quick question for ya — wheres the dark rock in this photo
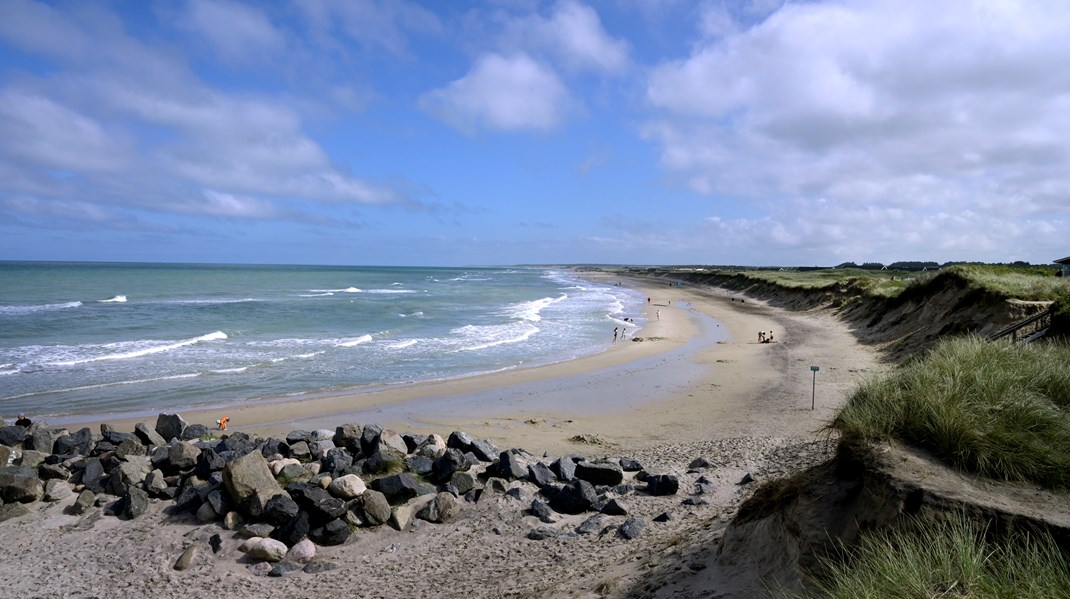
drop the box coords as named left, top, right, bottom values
left=359, top=424, right=383, bottom=456
left=180, top=423, right=209, bottom=441
left=689, top=457, right=713, bottom=469
left=529, top=499, right=556, bottom=523
left=358, top=489, right=391, bottom=526
left=403, top=433, right=426, bottom=454
left=155, top=413, right=188, bottom=443
left=70, top=490, right=96, bottom=515
left=288, top=484, right=346, bottom=524
left=323, top=448, right=353, bottom=475
left=405, top=455, right=434, bottom=476
left=431, top=448, right=469, bottom=483
left=0, top=426, right=27, bottom=448
left=0, top=466, right=42, bottom=503
left=303, top=560, right=339, bottom=574
left=134, top=422, right=166, bottom=447
left=274, top=511, right=311, bottom=547
left=27, top=427, right=63, bottom=453
left=194, top=447, right=226, bottom=478
left=149, top=446, right=171, bottom=471
left=333, top=423, right=363, bottom=451
left=619, top=457, right=643, bottom=472
left=307, top=439, right=336, bottom=460
left=268, top=560, right=303, bottom=577
left=505, top=487, right=527, bottom=502
left=38, top=463, right=70, bottom=481
left=309, top=518, right=350, bottom=546
left=369, top=473, right=421, bottom=505
left=449, top=471, right=476, bottom=496
left=168, top=441, right=201, bottom=471
left=576, top=514, right=605, bottom=535
left=613, top=484, right=635, bottom=495
left=0, top=503, right=31, bottom=523
left=416, top=492, right=458, bottom=523
left=217, top=432, right=256, bottom=456
left=239, top=522, right=275, bottom=539
left=600, top=498, right=629, bottom=516
left=549, top=479, right=597, bottom=515
left=123, top=486, right=150, bottom=519
left=361, top=447, right=405, bottom=475
left=574, top=461, right=624, bottom=486
left=55, top=428, right=94, bottom=456
left=497, top=450, right=527, bottom=481
left=264, top=493, right=300, bottom=525
left=682, top=497, right=710, bottom=506
left=528, top=462, right=556, bottom=487
left=698, top=483, right=715, bottom=495
left=277, top=463, right=312, bottom=484
left=469, top=438, right=500, bottom=462
left=91, top=441, right=117, bottom=457
left=738, top=472, right=754, bottom=485
left=288, top=441, right=311, bottom=463
left=446, top=430, right=473, bottom=452
left=551, top=456, right=577, bottom=481
left=375, top=430, right=408, bottom=455
left=645, top=474, right=680, bottom=496
left=206, top=489, right=230, bottom=515
left=114, top=437, right=145, bottom=460
left=527, top=527, right=557, bottom=540
left=260, top=437, right=290, bottom=459
left=653, top=512, right=673, bottom=523
left=618, top=516, right=646, bottom=540
left=210, top=534, right=222, bottom=553
left=286, top=430, right=311, bottom=445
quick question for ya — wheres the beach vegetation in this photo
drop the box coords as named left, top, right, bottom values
left=799, top=515, right=1070, bottom=599
left=831, top=336, right=1070, bottom=490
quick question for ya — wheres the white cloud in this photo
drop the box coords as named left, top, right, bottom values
left=420, top=53, right=570, bottom=133
left=512, top=1, right=629, bottom=73
left=642, top=0, right=1070, bottom=260
left=178, top=0, right=286, bottom=64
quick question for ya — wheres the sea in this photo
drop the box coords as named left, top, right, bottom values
left=0, top=262, right=646, bottom=422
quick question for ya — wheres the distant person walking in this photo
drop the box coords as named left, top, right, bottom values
left=657, top=310, right=660, bottom=320
left=613, top=327, right=618, bottom=343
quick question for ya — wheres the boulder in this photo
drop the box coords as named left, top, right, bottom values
left=528, top=462, right=556, bottom=487
left=0, top=503, right=30, bottom=523
left=303, top=560, right=339, bottom=574
left=323, top=448, right=353, bottom=475
left=0, top=426, right=27, bottom=448
left=144, top=469, right=168, bottom=496
left=333, top=423, right=363, bottom=450
left=168, top=441, right=201, bottom=471
left=358, top=490, right=391, bottom=526
left=359, top=424, right=383, bottom=455
left=224, top=511, right=244, bottom=530
left=645, top=474, right=680, bottom=496
left=122, top=486, right=150, bottom=519
left=527, top=527, right=557, bottom=540
left=450, top=471, right=476, bottom=496
left=268, top=561, right=302, bottom=577
left=376, top=430, right=408, bottom=455
left=173, top=546, right=196, bottom=571
left=223, top=450, right=285, bottom=518
left=416, top=434, right=446, bottom=459
left=263, top=493, right=300, bottom=524
left=180, top=423, right=209, bottom=441
left=155, top=413, right=188, bottom=443
left=70, top=490, right=96, bottom=515
left=362, top=447, right=405, bottom=475
left=551, top=456, right=577, bottom=481
left=389, top=504, right=414, bottom=531
left=405, top=455, right=433, bottom=476
left=269, top=458, right=300, bottom=476
left=327, top=474, right=366, bottom=500
left=600, top=498, right=629, bottom=516
left=576, top=514, right=605, bottom=535
left=286, top=539, right=316, bottom=564
left=497, top=450, right=528, bottom=481
left=247, top=538, right=288, bottom=563
left=289, top=441, right=311, bottom=463
left=277, top=463, right=313, bottom=484
left=529, top=499, right=556, bottom=524
left=309, top=518, right=350, bottom=546
left=574, top=461, right=624, bottom=486
left=43, top=479, right=73, bottom=502
left=417, top=492, right=458, bottom=524
left=618, top=516, right=645, bottom=540
left=81, top=457, right=107, bottom=493
left=260, top=437, right=290, bottom=459
left=307, top=439, right=336, bottom=460
left=38, top=463, right=70, bottom=481
left=286, top=430, right=311, bottom=445
left=55, top=428, right=94, bottom=456
left=370, top=473, right=421, bottom=505
left=27, top=427, right=63, bottom=453
left=288, top=484, right=347, bottom=524
left=114, top=437, right=145, bottom=460
left=469, top=439, right=500, bottom=462
left=620, top=457, right=644, bottom=472
left=134, top=422, right=166, bottom=447
left=0, top=466, right=42, bottom=503
left=196, top=501, right=218, bottom=523
left=17, top=450, right=47, bottom=469
left=549, top=479, right=597, bottom=515
left=310, top=429, right=335, bottom=442
left=0, top=445, right=11, bottom=467
left=431, top=448, right=469, bottom=483
left=274, top=511, right=311, bottom=547
left=240, top=523, right=275, bottom=539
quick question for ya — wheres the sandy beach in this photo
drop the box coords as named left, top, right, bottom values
left=0, top=273, right=885, bottom=598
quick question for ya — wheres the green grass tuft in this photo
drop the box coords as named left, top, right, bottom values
left=831, top=336, right=1070, bottom=489
left=799, top=516, right=1070, bottom=599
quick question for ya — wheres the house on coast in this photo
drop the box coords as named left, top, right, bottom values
left=1056, top=256, right=1070, bottom=277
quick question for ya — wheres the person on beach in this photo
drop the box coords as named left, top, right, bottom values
left=613, top=327, right=618, bottom=342
left=657, top=310, right=660, bottom=320
left=621, top=328, right=627, bottom=340
left=217, top=416, right=230, bottom=431
left=759, top=331, right=765, bottom=343
left=15, top=413, right=31, bottom=428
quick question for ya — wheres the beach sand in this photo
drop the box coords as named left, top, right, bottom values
left=0, top=273, right=884, bottom=598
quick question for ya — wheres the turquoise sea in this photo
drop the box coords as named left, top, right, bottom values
left=0, top=262, right=646, bottom=422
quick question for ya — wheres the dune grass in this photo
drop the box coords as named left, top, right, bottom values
left=800, top=516, right=1070, bottom=599
left=939, top=264, right=1070, bottom=301
left=831, top=336, right=1070, bottom=489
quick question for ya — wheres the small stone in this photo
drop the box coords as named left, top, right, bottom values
left=247, top=562, right=272, bottom=576
left=70, top=490, right=96, bottom=515
left=599, top=498, right=628, bottom=516
left=618, top=516, right=645, bottom=540
left=268, top=560, right=303, bottom=577
left=327, top=474, right=366, bottom=499
left=303, top=559, right=339, bottom=574
left=223, top=511, right=244, bottom=530
left=239, top=523, right=275, bottom=539
left=689, top=457, right=713, bottom=469
left=682, top=497, right=710, bottom=506
left=738, top=472, right=754, bottom=485
left=653, top=512, right=673, bottom=523
left=576, top=514, right=605, bottom=535
left=247, top=538, right=288, bottom=563
left=527, top=527, right=557, bottom=540
left=210, top=534, right=222, bottom=553
left=173, top=545, right=196, bottom=571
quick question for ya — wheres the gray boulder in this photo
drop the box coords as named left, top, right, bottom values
left=497, top=450, right=528, bottom=481
left=549, top=479, right=597, bottom=515
left=55, top=428, right=94, bottom=456
left=123, top=486, right=150, bottom=519
left=469, top=439, right=500, bottom=462
left=528, top=462, right=556, bottom=487
left=43, top=479, right=73, bottom=502
left=645, top=474, right=679, bottom=496
left=0, top=426, right=26, bottom=448
left=309, top=518, right=350, bottom=546
left=155, top=413, right=188, bottom=443
left=416, top=492, right=458, bottom=524
left=26, top=427, right=63, bottom=453
left=114, top=437, right=145, bottom=460
left=618, top=516, right=645, bottom=540
left=134, top=422, right=167, bottom=447
left=0, top=466, right=42, bottom=503
left=551, top=456, right=577, bottom=481
left=70, top=490, right=96, bottom=515
left=333, top=423, right=363, bottom=450
left=357, top=489, right=391, bottom=526
left=376, top=430, right=408, bottom=455
left=574, top=461, right=624, bottom=486
left=81, top=457, right=107, bottom=493
left=576, top=514, right=606, bottom=535
left=431, top=448, right=469, bottom=483
left=168, top=441, right=201, bottom=470
left=247, top=538, right=288, bottom=563
left=180, top=423, right=209, bottom=441
left=223, top=450, right=285, bottom=517
left=0, top=503, right=30, bottom=523
left=369, top=473, right=421, bottom=505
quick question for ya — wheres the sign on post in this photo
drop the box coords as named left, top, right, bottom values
left=810, top=366, right=819, bottom=410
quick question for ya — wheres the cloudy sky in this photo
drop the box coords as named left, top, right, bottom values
left=1, top=0, right=1067, bottom=266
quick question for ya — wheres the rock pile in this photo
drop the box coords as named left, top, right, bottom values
left=0, top=414, right=683, bottom=576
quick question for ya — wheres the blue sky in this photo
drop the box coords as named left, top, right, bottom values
left=1, top=0, right=1068, bottom=267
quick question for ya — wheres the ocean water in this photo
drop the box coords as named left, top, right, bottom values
left=0, top=262, right=646, bottom=422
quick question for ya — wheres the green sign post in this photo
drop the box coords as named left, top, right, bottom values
left=810, top=366, right=820, bottom=410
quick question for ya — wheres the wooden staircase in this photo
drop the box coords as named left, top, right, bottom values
left=988, top=306, right=1055, bottom=343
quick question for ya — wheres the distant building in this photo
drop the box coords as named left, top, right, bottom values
left=1056, top=256, right=1070, bottom=277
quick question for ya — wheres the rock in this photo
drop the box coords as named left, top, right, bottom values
left=689, top=457, right=713, bottom=469
left=576, top=514, right=606, bottom=535
left=55, top=428, right=94, bottom=456
left=618, top=516, right=645, bottom=540
left=327, top=474, right=366, bottom=499
left=134, top=422, right=167, bottom=447
left=263, top=493, right=300, bottom=525
left=0, top=445, right=11, bottom=467
left=549, top=479, right=597, bottom=515
left=38, top=463, right=70, bottom=481
left=619, top=457, right=644, bottom=472
left=653, top=512, right=673, bottom=523
left=527, top=527, right=557, bottom=540
left=0, top=466, right=42, bottom=503
left=288, top=484, right=346, bottom=524
left=551, top=456, right=577, bottom=481
left=123, top=486, right=150, bottom=519
left=505, top=487, right=528, bottom=502
left=574, top=461, right=624, bottom=486
left=417, top=492, right=458, bottom=524
left=333, top=423, right=363, bottom=450
left=173, top=546, right=196, bottom=571
left=286, top=430, right=311, bottom=445
left=405, top=455, right=434, bottom=476
left=247, top=538, right=288, bottom=562
left=323, top=448, right=353, bottom=475
left=645, top=474, right=680, bottom=496
left=358, top=490, right=391, bottom=526
left=260, top=437, right=290, bottom=459
left=390, top=504, right=414, bottom=531
left=194, top=447, right=226, bottom=478
left=223, top=450, right=285, bottom=518
left=43, top=479, right=73, bottom=502
left=210, top=534, right=222, bottom=553
left=370, top=473, right=421, bottom=505
left=81, top=457, right=106, bottom=494
left=450, top=471, right=476, bottom=496
left=17, top=450, right=46, bottom=469
left=469, top=439, right=500, bottom=462
left=114, top=456, right=152, bottom=487
left=309, top=518, right=350, bottom=546
left=27, top=428, right=62, bottom=453
left=682, top=497, right=710, bottom=506
left=416, top=434, right=447, bottom=458
left=359, top=424, right=383, bottom=455
left=0, top=503, right=30, bottom=523
left=303, top=560, right=339, bottom=574
left=431, top=448, right=469, bottom=483
left=497, top=450, right=528, bottom=481
left=277, top=463, right=313, bottom=484
left=484, top=477, right=509, bottom=495
left=180, top=423, right=209, bottom=441
left=224, top=511, right=244, bottom=530
left=269, top=458, right=300, bottom=476
left=217, top=432, right=256, bottom=455
left=206, top=489, right=229, bottom=515
left=376, top=430, right=408, bottom=455
left=446, top=430, right=473, bottom=452
left=248, top=562, right=272, bottom=576
left=309, top=429, right=334, bottom=442
left=530, top=499, right=556, bottom=524
left=528, top=462, right=556, bottom=487
left=168, top=441, right=201, bottom=471
left=307, top=440, right=336, bottom=460
left=114, top=437, right=145, bottom=460
left=0, top=426, right=27, bottom=448
left=362, top=447, right=405, bottom=475
left=738, top=472, right=754, bottom=485
left=155, top=413, right=188, bottom=443
left=70, top=490, right=96, bottom=515
left=286, top=539, right=316, bottom=564
left=268, top=561, right=303, bottom=577
left=240, top=523, right=275, bottom=539
left=145, top=469, right=168, bottom=496
left=600, top=498, right=629, bottom=516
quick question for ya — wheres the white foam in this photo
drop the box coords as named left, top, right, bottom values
left=210, top=367, right=247, bottom=374
left=453, top=322, right=539, bottom=352
left=299, top=292, right=334, bottom=297
left=506, top=294, right=567, bottom=322
left=336, top=334, right=373, bottom=348
left=365, top=289, right=418, bottom=294
left=48, top=331, right=228, bottom=366
left=99, top=295, right=127, bottom=303
left=386, top=339, right=418, bottom=350
left=0, top=301, right=83, bottom=315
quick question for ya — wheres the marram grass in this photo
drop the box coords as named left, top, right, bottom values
left=799, top=516, right=1070, bottom=599
left=832, top=336, right=1070, bottom=489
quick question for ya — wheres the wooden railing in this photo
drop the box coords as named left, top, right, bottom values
left=988, top=307, right=1055, bottom=343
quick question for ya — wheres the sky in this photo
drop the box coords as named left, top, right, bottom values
left=0, top=0, right=1068, bottom=267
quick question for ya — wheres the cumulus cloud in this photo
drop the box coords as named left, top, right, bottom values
left=642, top=0, right=1070, bottom=261
left=178, top=0, right=286, bottom=64
left=507, top=0, right=629, bottom=73
left=420, top=53, right=570, bottom=133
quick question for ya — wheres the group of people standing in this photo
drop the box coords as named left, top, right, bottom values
left=758, top=330, right=775, bottom=343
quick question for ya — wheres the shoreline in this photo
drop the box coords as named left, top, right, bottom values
left=54, top=272, right=882, bottom=456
